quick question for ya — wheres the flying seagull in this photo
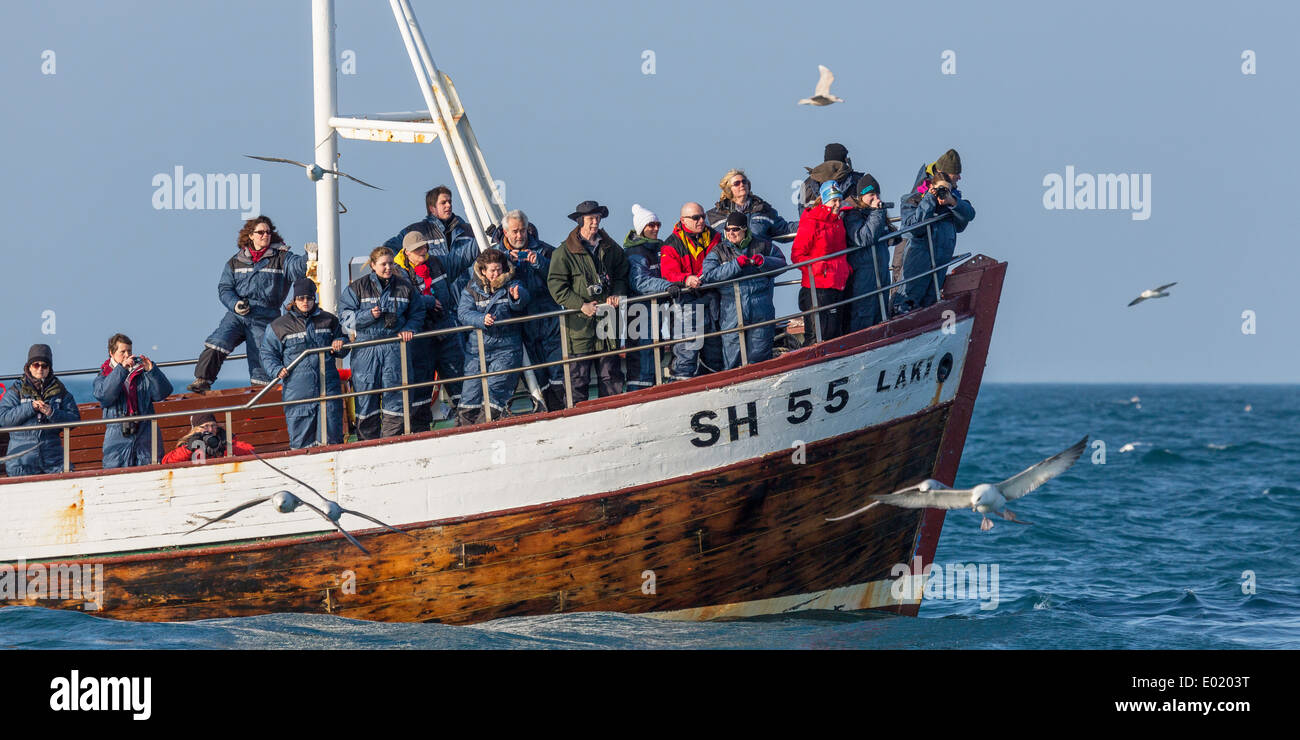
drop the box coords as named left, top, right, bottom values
left=185, top=452, right=412, bottom=555
left=187, top=490, right=371, bottom=554
left=245, top=155, right=383, bottom=190
left=798, top=65, right=843, bottom=106
left=827, top=436, right=1088, bottom=530
left=1127, top=282, right=1176, bottom=307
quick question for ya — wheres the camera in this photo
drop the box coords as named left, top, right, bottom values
left=381, top=312, right=398, bottom=330
left=187, top=431, right=226, bottom=457
left=587, top=284, right=604, bottom=297
left=130, top=355, right=143, bottom=365
left=932, top=186, right=951, bottom=201
left=121, top=420, right=138, bottom=437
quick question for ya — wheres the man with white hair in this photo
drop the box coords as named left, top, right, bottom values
left=490, top=209, right=565, bottom=411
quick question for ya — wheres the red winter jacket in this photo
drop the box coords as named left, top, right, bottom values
left=659, top=223, right=720, bottom=282
left=161, top=436, right=256, bottom=464
left=792, top=205, right=852, bottom=290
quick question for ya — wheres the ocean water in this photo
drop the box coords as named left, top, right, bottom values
left=2, top=383, right=1297, bottom=649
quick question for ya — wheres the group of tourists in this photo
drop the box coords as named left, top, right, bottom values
left=0, top=144, right=974, bottom=476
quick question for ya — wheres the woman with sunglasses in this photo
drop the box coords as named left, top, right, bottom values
left=0, top=344, right=80, bottom=476
left=185, top=216, right=309, bottom=394
left=706, top=168, right=791, bottom=243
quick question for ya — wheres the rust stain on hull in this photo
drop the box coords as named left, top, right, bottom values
left=54, top=490, right=85, bottom=545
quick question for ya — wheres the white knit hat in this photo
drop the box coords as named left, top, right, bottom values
left=631, top=203, right=660, bottom=234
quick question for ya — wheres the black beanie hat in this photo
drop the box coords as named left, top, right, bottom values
left=292, top=277, right=317, bottom=299
left=725, top=212, right=748, bottom=230
left=824, top=143, right=849, bottom=163
left=935, top=148, right=962, bottom=175
left=856, top=173, right=882, bottom=198
left=26, top=343, right=53, bottom=370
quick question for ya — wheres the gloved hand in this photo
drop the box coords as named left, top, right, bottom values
left=736, top=255, right=750, bottom=266
left=750, top=254, right=765, bottom=267
left=485, top=223, right=501, bottom=241
left=666, top=282, right=684, bottom=299
left=234, top=300, right=251, bottom=316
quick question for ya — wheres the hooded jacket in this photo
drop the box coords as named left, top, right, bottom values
left=457, top=263, right=531, bottom=354
left=791, top=204, right=852, bottom=290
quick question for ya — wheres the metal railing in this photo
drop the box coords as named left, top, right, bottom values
left=0, top=212, right=966, bottom=475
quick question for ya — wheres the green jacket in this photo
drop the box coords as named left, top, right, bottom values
left=547, top=227, right=631, bottom=355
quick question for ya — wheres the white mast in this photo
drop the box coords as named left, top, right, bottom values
left=311, top=0, right=342, bottom=313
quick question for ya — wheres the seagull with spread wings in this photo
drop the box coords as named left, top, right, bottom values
left=185, top=452, right=412, bottom=554
left=245, top=155, right=383, bottom=190
left=827, top=436, right=1088, bottom=530
left=1127, top=282, right=1176, bottom=307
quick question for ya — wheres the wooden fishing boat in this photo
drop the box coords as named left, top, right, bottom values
left=0, top=1, right=1004, bottom=624
left=0, top=253, right=1003, bottom=623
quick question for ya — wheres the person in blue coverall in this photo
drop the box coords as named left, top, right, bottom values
left=456, top=249, right=529, bottom=425
left=701, top=211, right=788, bottom=369
left=487, top=210, right=564, bottom=411
left=262, top=278, right=350, bottom=448
left=339, top=247, right=421, bottom=440
left=187, top=216, right=308, bottom=393
left=93, top=333, right=174, bottom=468
left=394, top=230, right=476, bottom=429
left=841, top=173, right=896, bottom=331
left=0, top=343, right=80, bottom=476
left=893, top=149, right=975, bottom=313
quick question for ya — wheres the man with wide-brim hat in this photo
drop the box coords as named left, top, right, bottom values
left=547, top=200, right=630, bottom=405
left=0, top=343, right=81, bottom=476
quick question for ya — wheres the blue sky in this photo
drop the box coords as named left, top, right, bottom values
left=2, top=0, right=1296, bottom=382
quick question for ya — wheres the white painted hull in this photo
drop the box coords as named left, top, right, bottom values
left=0, top=320, right=972, bottom=564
